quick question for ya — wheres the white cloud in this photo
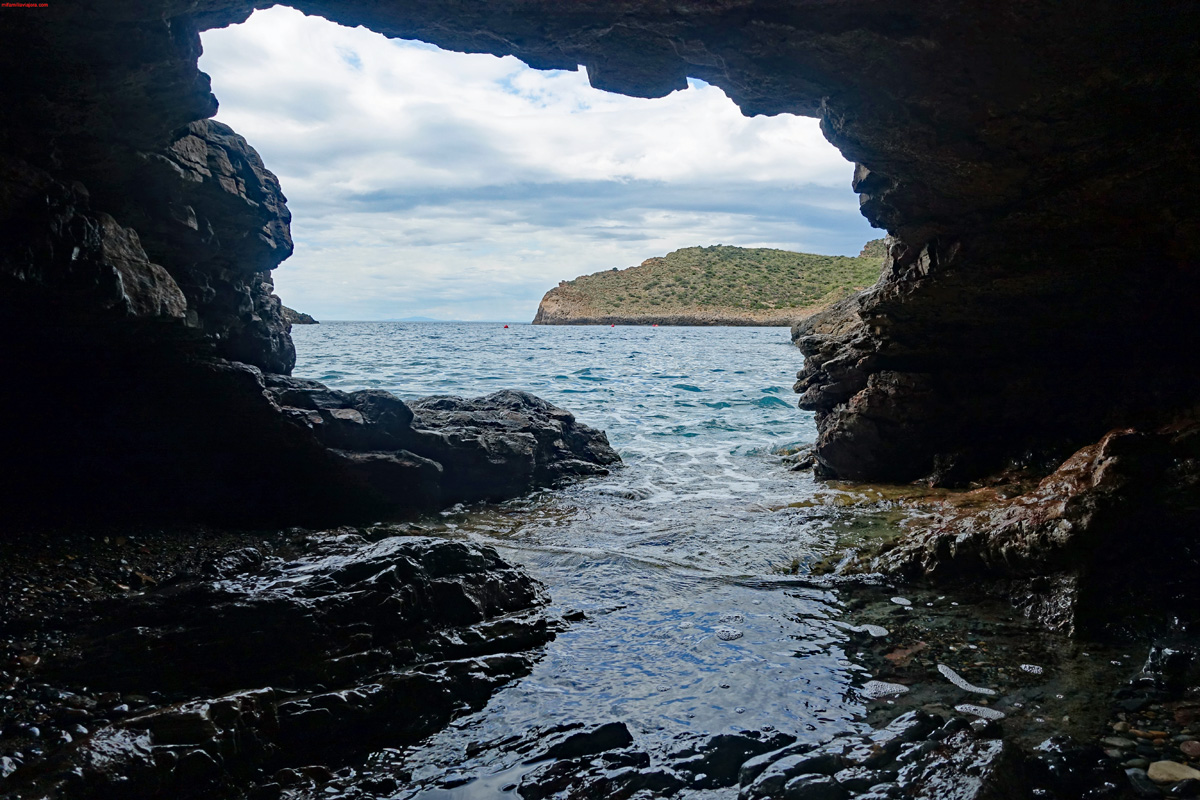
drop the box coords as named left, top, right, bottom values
left=199, top=6, right=874, bottom=321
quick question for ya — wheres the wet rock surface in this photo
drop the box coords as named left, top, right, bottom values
left=408, top=390, right=621, bottom=503
left=405, top=711, right=1018, bottom=800
left=264, top=377, right=621, bottom=514
left=0, top=529, right=554, bottom=799
left=3, top=524, right=1197, bottom=800
left=1089, top=645, right=1200, bottom=798
left=817, top=416, right=1200, bottom=635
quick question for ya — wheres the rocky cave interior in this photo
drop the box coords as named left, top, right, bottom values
left=2, top=1, right=1200, bottom=797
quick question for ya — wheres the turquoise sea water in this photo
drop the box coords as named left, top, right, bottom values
left=289, top=323, right=1113, bottom=798
left=293, top=322, right=826, bottom=576
left=292, top=323, right=862, bottom=760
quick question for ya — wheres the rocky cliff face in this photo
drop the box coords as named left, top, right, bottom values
left=282, top=306, right=318, bottom=324
left=2, top=3, right=1198, bottom=531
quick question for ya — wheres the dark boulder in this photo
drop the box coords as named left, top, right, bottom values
left=408, top=390, right=621, bottom=504
left=261, top=376, right=621, bottom=516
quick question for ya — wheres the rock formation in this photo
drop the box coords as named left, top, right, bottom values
left=831, top=415, right=1200, bottom=634
left=282, top=306, right=318, bottom=324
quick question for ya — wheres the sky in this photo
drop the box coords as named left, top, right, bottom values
left=199, top=7, right=876, bottom=321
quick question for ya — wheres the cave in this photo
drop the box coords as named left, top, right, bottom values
left=3, top=2, right=1200, bottom=796
left=5, top=0, right=1199, bottom=603
left=5, top=2, right=1198, bottom=519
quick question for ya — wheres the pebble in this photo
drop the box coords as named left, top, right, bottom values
left=890, top=597, right=912, bottom=606
left=1181, top=740, right=1200, bottom=759
left=1148, top=761, right=1200, bottom=783
left=1019, top=664, right=1044, bottom=675
left=1102, top=737, right=1137, bottom=749
left=1134, top=730, right=1170, bottom=739
left=1171, top=780, right=1200, bottom=798
left=1128, top=768, right=1163, bottom=798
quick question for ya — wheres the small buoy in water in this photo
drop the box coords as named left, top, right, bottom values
left=611, top=324, right=615, bottom=327
left=653, top=324, right=658, bottom=327
left=503, top=324, right=509, bottom=328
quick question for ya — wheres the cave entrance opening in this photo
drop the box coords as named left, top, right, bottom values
left=199, top=6, right=872, bottom=324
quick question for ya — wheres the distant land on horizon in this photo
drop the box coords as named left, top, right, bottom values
left=282, top=306, right=319, bottom=325
left=532, top=240, right=887, bottom=326
left=311, top=317, right=522, bottom=323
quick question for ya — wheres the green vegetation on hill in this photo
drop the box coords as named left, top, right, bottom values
left=553, top=243, right=885, bottom=316
left=859, top=238, right=888, bottom=259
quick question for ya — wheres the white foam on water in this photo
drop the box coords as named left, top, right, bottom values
left=832, top=621, right=889, bottom=638
left=715, top=627, right=743, bottom=641
left=1019, top=664, right=1044, bottom=675
left=862, top=680, right=910, bottom=699
left=937, top=664, right=997, bottom=695
left=956, top=703, right=1005, bottom=720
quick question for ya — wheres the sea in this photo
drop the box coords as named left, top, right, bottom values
left=290, top=321, right=1122, bottom=797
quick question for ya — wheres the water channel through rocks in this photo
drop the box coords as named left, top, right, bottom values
left=3, top=325, right=1199, bottom=799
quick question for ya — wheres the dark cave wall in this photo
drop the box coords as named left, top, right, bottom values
left=1, top=5, right=294, bottom=374
left=1, top=1, right=1199, bottom=522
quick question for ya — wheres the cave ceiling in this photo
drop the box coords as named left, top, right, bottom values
left=13, top=0, right=1200, bottom=244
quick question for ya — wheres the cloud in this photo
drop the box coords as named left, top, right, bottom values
left=199, top=7, right=875, bottom=321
